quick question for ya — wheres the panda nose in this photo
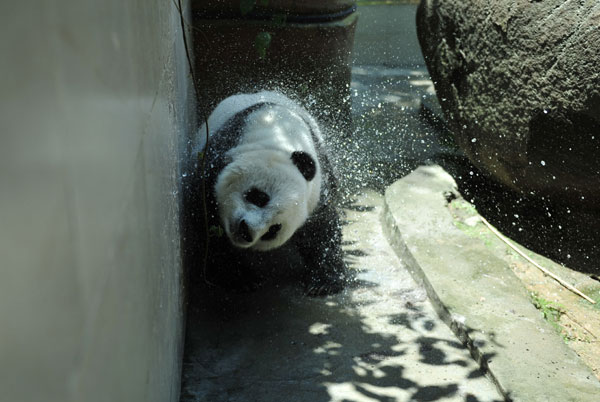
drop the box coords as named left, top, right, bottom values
left=238, top=219, right=253, bottom=243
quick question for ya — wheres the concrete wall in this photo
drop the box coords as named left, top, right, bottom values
left=0, top=2, right=188, bottom=401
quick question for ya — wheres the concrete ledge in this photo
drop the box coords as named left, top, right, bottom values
left=382, top=165, right=600, bottom=401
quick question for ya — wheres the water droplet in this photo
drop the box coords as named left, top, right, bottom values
left=540, top=160, right=546, bottom=166
left=471, top=138, right=477, bottom=143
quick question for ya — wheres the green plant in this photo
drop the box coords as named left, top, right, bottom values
left=531, top=292, right=564, bottom=333
left=254, top=31, right=272, bottom=59
left=209, top=225, right=224, bottom=238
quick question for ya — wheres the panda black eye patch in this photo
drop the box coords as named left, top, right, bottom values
left=244, top=187, right=270, bottom=207
left=291, top=151, right=316, bottom=181
left=261, top=224, right=282, bottom=241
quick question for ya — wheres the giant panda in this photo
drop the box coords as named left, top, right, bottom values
left=184, top=91, right=348, bottom=296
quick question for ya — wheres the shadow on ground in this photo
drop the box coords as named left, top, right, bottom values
left=181, top=291, right=490, bottom=401
left=180, top=284, right=498, bottom=401
left=180, top=194, right=502, bottom=402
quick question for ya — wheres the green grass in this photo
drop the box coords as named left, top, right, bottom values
left=449, top=200, right=496, bottom=248
left=451, top=199, right=478, bottom=215
left=530, top=292, right=568, bottom=341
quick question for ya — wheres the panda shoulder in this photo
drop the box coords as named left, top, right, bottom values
left=192, top=91, right=325, bottom=156
left=257, top=91, right=326, bottom=145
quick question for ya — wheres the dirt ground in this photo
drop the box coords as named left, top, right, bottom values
left=448, top=197, right=600, bottom=380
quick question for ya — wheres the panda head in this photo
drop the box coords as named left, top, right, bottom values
left=215, top=148, right=321, bottom=251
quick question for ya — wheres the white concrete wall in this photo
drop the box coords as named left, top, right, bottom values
left=0, top=1, right=188, bottom=401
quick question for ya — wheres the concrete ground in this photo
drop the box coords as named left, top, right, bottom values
left=181, top=190, right=503, bottom=402
left=181, top=167, right=600, bottom=401
left=384, top=166, right=600, bottom=401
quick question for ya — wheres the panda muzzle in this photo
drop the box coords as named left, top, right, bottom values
left=236, top=219, right=253, bottom=243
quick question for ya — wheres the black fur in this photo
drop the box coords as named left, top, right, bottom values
left=291, top=151, right=316, bottom=181
left=245, top=188, right=270, bottom=207
left=260, top=224, right=281, bottom=241
left=295, top=201, right=348, bottom=296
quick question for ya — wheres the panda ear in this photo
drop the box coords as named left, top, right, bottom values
left=291, top=151, right=316, bottom=181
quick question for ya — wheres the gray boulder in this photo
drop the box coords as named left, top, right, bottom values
left=417, top=0, right=600, bottom=207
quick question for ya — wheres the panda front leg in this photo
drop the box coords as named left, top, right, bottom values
left=295, top=203, right=349, bottom=296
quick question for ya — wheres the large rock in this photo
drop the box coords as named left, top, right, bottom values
left=417, top=0, right=600, bottom=207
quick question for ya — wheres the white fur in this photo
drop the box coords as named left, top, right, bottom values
left=193, top=91, right=324, bottom=153
left=201, top=92, right=323, bottom=251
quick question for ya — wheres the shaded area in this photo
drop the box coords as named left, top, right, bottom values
left=180, top=291, right=490, bottom=401
left=437, top=154, right=600, bottom=275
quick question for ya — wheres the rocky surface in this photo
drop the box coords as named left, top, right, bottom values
left=416, top=0, right=600, bottom=207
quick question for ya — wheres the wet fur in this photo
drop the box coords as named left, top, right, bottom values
left=183, top=91, right=348, bottom=296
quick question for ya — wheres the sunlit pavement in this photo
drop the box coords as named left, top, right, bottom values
left=180, top=190, right=503, bottom=402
